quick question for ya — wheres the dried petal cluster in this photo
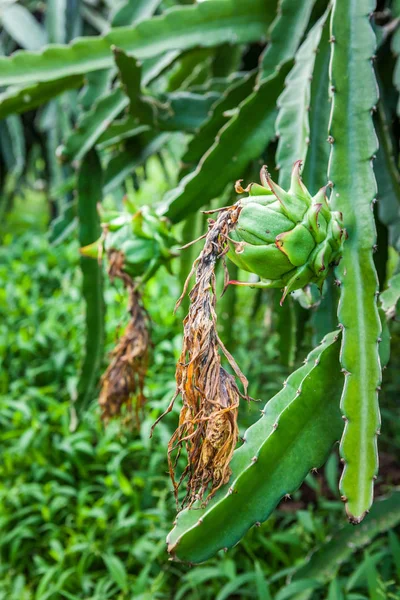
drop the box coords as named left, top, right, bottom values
left=99, top=251, right=150, bottom=425
left=153, top=205, right=248, bottom=508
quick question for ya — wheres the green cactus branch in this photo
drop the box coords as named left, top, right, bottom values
left=294, top=490, right=400, bottom=584
left=167, top=331, right=343, bottom=563
left=276, top=10, right=329, bottom=188
left=158, top=65, right=290, bottom=222
left=180, top=70, right=257, bottom=170
left=0, top=75, right=84, bottom=120
left=328, top=0, right=381, bottom=523
left=76, top=150, right=105, bottom=416
left=259, top=0, right=317, bottom=81
left=301, top=22, right=331, bottom=194
left=0, top=0, right=272, bottom=87
left=375, top=102, right=400, bottom=253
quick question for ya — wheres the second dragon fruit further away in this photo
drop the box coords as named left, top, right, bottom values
left=154, top=161, right=346, bottom=509
left=81, top=205, right=177, bottom=425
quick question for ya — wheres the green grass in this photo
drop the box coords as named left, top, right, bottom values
left=0, top=191, right=399, bottom=599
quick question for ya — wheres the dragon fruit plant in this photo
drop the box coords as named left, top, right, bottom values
left=1, top=0, right=400, bottom=566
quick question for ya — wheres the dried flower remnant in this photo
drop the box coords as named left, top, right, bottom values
left=99, top=250, right=150, bottom=425
left=152, top=205, right=249, bottom=508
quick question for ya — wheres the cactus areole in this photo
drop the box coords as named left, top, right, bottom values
left=227, top=161, right=346, bottom=303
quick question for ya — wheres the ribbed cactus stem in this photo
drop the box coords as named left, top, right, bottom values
left=328, top=0, right=381, bottom=523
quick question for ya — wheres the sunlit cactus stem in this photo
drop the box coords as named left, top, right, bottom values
left=227, top=160, right=346, bottom=303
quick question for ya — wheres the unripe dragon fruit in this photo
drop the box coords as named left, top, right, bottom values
left=81, top=204, right=177, bottom=282
left=227, top=161, right=346, bottom=302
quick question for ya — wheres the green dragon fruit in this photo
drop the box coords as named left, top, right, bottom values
left=81, top=204, right=177, bottom=283
left=227, top=161, right=346, bottom=302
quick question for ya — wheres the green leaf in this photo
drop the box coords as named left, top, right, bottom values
left=49, top=201, right=78, bottom=245
left=111, top=0, right=161, bottom=27
left=327, top=579, right=344, bottom=600
left=255, top=562, right=272, bottom=600
left=102, top=553, right=128, bottom=592
left=0, top=4, right=47, bottom=51
left=167, top=331, right=343, bottom=563
left=328, top=0, right=382, bottom=523
left=0, top=0, right=272, bottom=86
left=159, top=65, right=290, bottom=223
left=76, top=150, right=105, bottom=415
left=275, top=579, right=322, bottom=600
left=276, top=10, right=329, bottom=188
left=216, top=574, right=258, bottom=600
left=260, top=0, right=316, bottom=81
left=380, top=273, right=400, bottom=314
left=293, top=491, right=400, bottom=583
left=46, top=0, right=67, bottom=44
left=0, top=76, right=83, bottom=120
left=388, top=530, right=400, bottom=578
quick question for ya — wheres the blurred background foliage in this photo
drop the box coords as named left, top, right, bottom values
left=0, top=0, right=400, bottom=598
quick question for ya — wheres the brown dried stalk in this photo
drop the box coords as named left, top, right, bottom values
left=99, top=251, right=150, bottom=425
left=151, top=204, right=248, bottom=508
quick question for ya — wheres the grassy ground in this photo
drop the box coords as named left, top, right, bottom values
left=0, top=191, right=399, bottom=599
